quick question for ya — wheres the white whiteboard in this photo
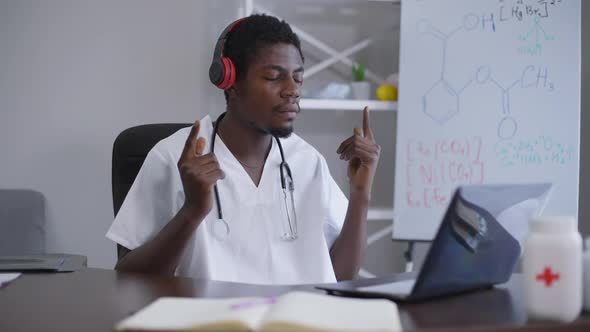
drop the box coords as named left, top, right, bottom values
left=393, top=0, right=581, bottom=240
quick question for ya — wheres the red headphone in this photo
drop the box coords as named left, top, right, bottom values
left=209, top=18, right=245, bottom=90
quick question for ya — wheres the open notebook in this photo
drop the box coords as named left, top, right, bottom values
left=115, top=291, right=401, bottom=332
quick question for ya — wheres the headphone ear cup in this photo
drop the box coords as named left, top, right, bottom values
left=209, top=59, right=224, bottom=86
left=226, top=58, right=236, bottom=90
left=218, top=57, right=236, bottom=90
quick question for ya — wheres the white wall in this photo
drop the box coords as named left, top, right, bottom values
left=0, top=0, right=231, bottom=268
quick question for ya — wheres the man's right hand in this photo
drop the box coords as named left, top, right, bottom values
left=177, top=120, right=225, bottom=219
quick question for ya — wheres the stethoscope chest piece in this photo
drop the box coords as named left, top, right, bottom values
left=212, top=218, right=230, bottom=242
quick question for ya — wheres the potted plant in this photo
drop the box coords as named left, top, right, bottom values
left=350, top=62, right=370, bottom=100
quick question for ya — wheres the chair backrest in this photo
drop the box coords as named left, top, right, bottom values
left=0, top=189, right=46, bottom=255
left=112, top=123, right=191, bottom=216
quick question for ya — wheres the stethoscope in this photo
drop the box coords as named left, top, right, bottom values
left=209, top=112, right=298, bottom=242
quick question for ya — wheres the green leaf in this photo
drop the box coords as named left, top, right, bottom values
left=352, top=63, right=366, bottom=81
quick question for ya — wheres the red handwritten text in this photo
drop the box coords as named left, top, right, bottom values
left=405, top=137, right=485, bottom=209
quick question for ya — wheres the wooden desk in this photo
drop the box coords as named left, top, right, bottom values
left=0, top=268, right=588, bottom=331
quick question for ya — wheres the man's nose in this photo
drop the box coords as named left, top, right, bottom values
left=282, top=79, right=301, bottom=99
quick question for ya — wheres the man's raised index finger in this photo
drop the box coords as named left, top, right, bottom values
left=181, top=120, right=201, bottom=161
left=362, top=106, right=374, bottom=140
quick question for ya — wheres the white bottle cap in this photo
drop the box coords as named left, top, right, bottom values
left=529, top=216, right=577, bottom=234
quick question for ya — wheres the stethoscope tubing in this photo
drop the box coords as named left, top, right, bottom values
left=210, top=112, right=291, bottom=221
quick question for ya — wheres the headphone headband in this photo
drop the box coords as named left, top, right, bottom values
left=209, top=18, right=246, bottom=90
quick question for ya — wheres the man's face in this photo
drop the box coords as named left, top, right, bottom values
left=232, top=43, right=303, bottom=138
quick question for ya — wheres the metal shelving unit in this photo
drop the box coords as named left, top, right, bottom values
left=241, top=0, right=399, bottom=113
left=300, top=98, right=396, bottom=111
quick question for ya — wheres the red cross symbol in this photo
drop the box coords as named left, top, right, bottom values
left=536, top=267, right=560, bottom=287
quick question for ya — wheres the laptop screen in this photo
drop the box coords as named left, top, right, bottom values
left=317, top=183, right=553, bottom=302
left=411, top=183, right=552, bottom=300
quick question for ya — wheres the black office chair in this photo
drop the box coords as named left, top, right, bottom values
left=112, top=123, right=191, bottom=216
left=111, top=123, right=191, bottom=257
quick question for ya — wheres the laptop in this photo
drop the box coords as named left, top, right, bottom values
left=0, top=254, right=86, bottom=272
left=318, top=183, right=552, bottom=302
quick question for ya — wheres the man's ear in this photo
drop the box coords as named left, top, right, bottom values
left=227, top=84, right=242, bottom=102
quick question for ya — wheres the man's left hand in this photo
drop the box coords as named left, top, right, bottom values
left=336, top=106, right=381, bottom=197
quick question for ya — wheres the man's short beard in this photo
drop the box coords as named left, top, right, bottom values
left=249, top=119, right=294, bottom=138
left=268, top=125, right=294, bottom=138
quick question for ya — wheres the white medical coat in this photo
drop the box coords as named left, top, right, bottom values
left=106, top=115, right=348, bottom=284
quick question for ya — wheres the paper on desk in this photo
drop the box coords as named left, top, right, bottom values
left=0, top=273, right=21, bottom=287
